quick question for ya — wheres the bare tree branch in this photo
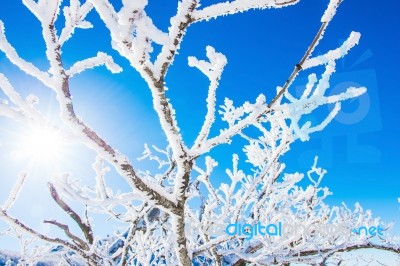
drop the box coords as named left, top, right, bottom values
left=48, top=182, right=94, bottom=245
left=43, top=220, right=89, bottom=250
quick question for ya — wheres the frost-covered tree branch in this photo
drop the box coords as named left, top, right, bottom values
left=0, top=0, right=398, bottom=265
left=21, top=0, right=177, bottom=213
left=0, top=209, right=99, bottom=265
left=66, top=52, right=122, bottom=77
left=190, top=46, right=227, bottom=149
left=2, top=173, right=27, bottom=212
left=47, top=182, right=94, bottom=246
left=192, top=0, right=300, bottom=22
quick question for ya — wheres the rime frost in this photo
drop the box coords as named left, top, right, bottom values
left=0, top=0, right=398, bottom=265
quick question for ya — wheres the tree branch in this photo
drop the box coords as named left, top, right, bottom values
left=66, top=52, right=122, bottom=77
left=319, top=243, right=400, bottom=265
left=195, top=0, right=346, bottom=155
left=38, top=18, right=179, bottom=212
left=154, top=0, right=198, bottom=79
left=268, top=0, right=343, bottom=109
left=0, top=21, right=52, bottom=87
left=192, top=0, right=300, bottom=22
left=48, top=182, right=94, bottom=245
left=2, top=173, right=27, bottom=211
left=0, top=209, right=97, bottom=264
left=43, top=220, right=89, bottom=250
left=190, top=46, right=227, bottom=149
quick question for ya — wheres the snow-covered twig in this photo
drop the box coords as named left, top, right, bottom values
left=2, top=173, right=27, bottom=211
left=268, top=0, right=344, bottom=109
left=0, top=22, right=52, bottom=87
left=192, top=0, right=300, bottom=22
left=59, top=0, right=93, bottom=45
left=66, top=52, right=122, bottom=77
left=0, top=209, right=97, bottom=264
left=302, top=31, right=361, bottom=70
left=190, top=46, right=227, bottom=149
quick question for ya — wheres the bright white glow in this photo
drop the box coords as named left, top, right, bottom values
left=20, top=126, right=65, bottom=163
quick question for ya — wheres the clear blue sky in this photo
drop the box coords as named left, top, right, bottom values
left=0, top=0, right=399, bottom=250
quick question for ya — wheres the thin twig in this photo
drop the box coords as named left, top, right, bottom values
left=268, top=16, right=335, bottom=108
left=269, top=0, right=344, bottom=109
left=2, top=173, right=27, bottom=211
left=43, top=220, right=89, bottom=250
left=0, top=209, right=97, bottom=264
left=48, top=182, right=94, bottom=244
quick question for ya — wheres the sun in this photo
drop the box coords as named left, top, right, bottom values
left=20, top=126, right=66, bottom=163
